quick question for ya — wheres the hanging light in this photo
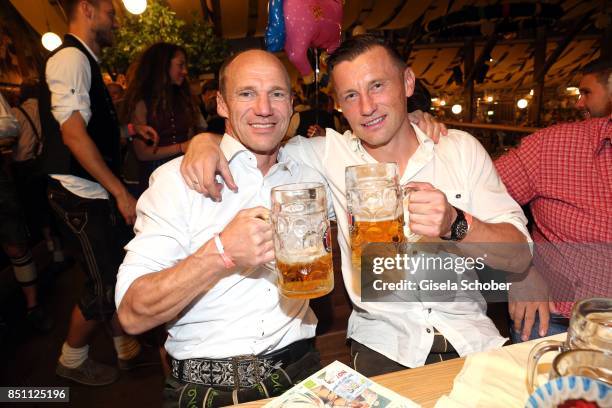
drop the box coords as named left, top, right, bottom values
left=123, top=0, right=147, bottom=15
left=440, top=100, right=446, bottom=106
left=42, top=31, right=62, bottom=51
left=487, top=110, right=494, bottom=116
left=486, top=95, right=493, bottom=103
left=451, top=104, right=462, bottom=114
left=40, top=0, right=61, bottom=51
left=517, top=99, right=528, bottom=109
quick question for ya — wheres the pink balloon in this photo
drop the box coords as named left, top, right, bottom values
left=283, top=0, right=343, bottom=77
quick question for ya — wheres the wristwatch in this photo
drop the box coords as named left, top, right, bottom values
left=441, top=207, right=471, bottom=241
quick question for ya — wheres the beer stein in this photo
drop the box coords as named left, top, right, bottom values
left=550, top=350, right=612, bottom=384
left=271, top=182, right=333, bottom=299
left=527, top=298, right=612, bottom=393
left=345, top=163, right=405, bottom=273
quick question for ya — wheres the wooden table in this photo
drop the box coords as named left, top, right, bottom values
left=234, top=357, right=466, bottom=407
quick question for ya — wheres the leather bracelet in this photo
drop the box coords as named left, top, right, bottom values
left=213, top=233, right=235, bottom=269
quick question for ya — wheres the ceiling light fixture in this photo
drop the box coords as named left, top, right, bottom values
left=517, top=99, right=528, bottom=109
left=123, top=0, right=147, bottom=15
left=41, top=0, right=61, bottom=51
left=42, top=31, right=62, bottom=51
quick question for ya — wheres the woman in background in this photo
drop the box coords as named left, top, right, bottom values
left=121, top=42, right=204, bottom=196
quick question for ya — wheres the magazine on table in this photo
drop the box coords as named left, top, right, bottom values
left=264, top=360, right=420, bottom=407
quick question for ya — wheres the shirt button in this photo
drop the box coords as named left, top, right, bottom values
left=455, top=194, right=461, bottom=199
left=426, top=328, right=431, bottom=333
left=428, top=308, right=432, bottom=313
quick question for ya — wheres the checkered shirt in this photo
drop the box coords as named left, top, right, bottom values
left=495, top=117, right=612, bottom=317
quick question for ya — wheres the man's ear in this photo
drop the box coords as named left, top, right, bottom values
left=81, top=0, right=94, bottom=20
left=216, top=91, right=229, bottom=119
left=403, top=67, right=416, bottom=98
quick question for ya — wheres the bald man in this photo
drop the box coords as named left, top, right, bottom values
left=115, top=50, right=330, bottom=407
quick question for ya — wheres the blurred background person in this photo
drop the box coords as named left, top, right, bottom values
left=1, top=90, right=53, bottom=333
left=286, top=91, right=339, bottom=138
left=198, top=79, right=224, bottom=134
left=121, top=42, right=204, bottom=196
left=575, top=58, right=611, bottom=119
left=106, top=82, right=124, bottom=107
left=11, top=80, right=68, bottom=272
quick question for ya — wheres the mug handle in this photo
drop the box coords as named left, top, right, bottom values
left=526, top=340, right=564, bottom=394
left=401, top=186, right=422, bottom=242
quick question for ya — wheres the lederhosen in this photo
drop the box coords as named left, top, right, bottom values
left=39, top=34, right=131, bottom=321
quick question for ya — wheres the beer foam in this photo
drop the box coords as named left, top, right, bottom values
left=277, top=249, right=328, bottom=265
left=353, top=214, right=402, bottom=222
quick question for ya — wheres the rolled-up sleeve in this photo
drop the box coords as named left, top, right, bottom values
left=461, top=132, right=531, bottom=242
left=46, top=48, right=92, bottom=126
left=115, top=163, right=192, bottom=307
left=494, top=132, right=541, bottom=206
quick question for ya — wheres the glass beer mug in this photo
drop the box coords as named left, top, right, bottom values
left=550, top=350, right=612, bottom=384
left=345, top=163, right=405, bottom=274
left=271, top=182, right=333, bottom=299
left=527, top=298, right=612, bottom=393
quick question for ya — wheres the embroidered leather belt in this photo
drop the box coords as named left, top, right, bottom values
left=170, top=339, right=312, bottom=389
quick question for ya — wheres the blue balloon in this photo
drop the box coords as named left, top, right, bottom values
left=265, top=0, right=285, bottom=52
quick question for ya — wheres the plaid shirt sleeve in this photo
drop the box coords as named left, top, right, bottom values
left=494, top=130, right=543, bottom=206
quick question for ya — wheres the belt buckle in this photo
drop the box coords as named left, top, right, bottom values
left=230, top=354, right=261, bottom=389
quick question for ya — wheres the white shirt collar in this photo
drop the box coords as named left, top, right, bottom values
left=67, top=33, right=99, bottom=62
left=220, top=133, right=295, bottom=175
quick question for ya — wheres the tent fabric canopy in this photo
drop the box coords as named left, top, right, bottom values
left=12, top=0, right=605, bottom=91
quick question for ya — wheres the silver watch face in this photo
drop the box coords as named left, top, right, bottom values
left=455, top=219, right=468, bottom=240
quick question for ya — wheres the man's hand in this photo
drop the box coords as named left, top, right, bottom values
left=404, top=182, right=456, bottom=237
left=180, top=133, right=237, bottom=200
left=218, top=207, right=274, bottom=267
left=115, top=190, right=137, bottom=225
left=407, top=110, right=448, bottom=143
left=307, top=124, right=325, bottom=138
left=134, top=124, right=160, bottom=148
left=508, top=266, right=557, bottom=341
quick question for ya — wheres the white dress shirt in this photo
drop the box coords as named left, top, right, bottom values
left=116, top=134, right=334, bottom=360
left=45, top=34, right=108, bottom=200
left=283, top=124, right=531, bottom=368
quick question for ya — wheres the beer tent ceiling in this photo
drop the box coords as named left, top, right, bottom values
left=11, top=0, right=608, bottom=92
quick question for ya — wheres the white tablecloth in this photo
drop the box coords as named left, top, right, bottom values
left=434, top=333, right=566, bottom=408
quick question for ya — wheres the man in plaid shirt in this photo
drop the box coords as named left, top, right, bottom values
left=496, top=59, right=611, bottom=342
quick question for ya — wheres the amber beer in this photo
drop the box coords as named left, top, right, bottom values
left=276, top=252, right=334, bottom=299
left=350, top=217, right=405, bottom=273
left=346, top=163, right=404, bottom=273
left=271, top=182, right=334, bottom=299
